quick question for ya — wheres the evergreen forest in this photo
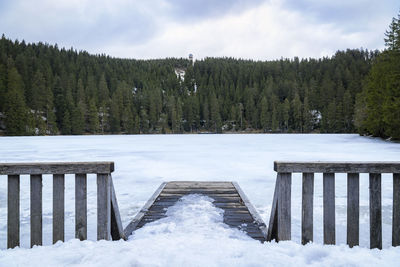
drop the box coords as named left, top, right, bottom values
left=0, top=11, right=398, bottom=139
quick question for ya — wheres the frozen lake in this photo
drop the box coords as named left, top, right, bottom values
left=0, top=134, right=399, bottom=251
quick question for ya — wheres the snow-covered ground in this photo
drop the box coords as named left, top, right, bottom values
left=0, top=134, right=399, bottom=266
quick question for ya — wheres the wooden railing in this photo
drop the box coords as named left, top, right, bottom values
left=266, top=161, right=400, bottom=249
left=0, top=162, right=126, bottom=248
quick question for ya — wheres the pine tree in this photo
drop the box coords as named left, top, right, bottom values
left=121, top=106, right=134, bottom=133
left=384, top=16, right=400, bottom=51
left=98, top=73, right=110, bottom=106
left=71, top=103, right=85, bottom=135
left=209, top=92, right=221, bottom=133
left=354, top=91, right=368, bottom=133
left=4, top=67, right=31, bottom=135
left=76, top=78, right=86, bottom=104
left=86, top=75, right=97, bottom=103
left=176, top=97, right=183, bottom=133
left=109, top=96, right=121, bottom=133
left=322, top=101, right=337, bottom=133
left=31, top=70, right=46, bottom=111
left=140, top=109, right=149, bottom=133
left=192, top=96, right=200, bottom=131
left=282, top=98, right=290, bottom=132
left=148, top=90, right=159, bottom=130
left=160, top=113, right=168, bottom=134
left=260, top=96, right=269, bottom=132
left=134, top=114, right=140, bottom=134
left=342, top=90, right=353, bottom=132
left=303, top=96, right=312, bottom=132
left=61, top=109, right=72, bottom=134
left=98, top=104, right=108, bottom=133
left=0, top=63, right=6, bottom=112
left=238, top=102, right=244, bottom=130
left=291, top=94, right=302, bottom=132
left=357, top=11, right=400, bottom=139
left=88, top=99, right=99, bottom=133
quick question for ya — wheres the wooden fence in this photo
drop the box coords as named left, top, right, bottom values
left=0, top=162, right=126, bottom=249
left=266, top=161, right=400, bottom=249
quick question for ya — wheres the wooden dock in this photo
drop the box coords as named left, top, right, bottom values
left=124, top=181, right=267, bottom=242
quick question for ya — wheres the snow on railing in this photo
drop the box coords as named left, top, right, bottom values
left=267, top=161, right=400, bottom=249
left=0, top=162, right=126, bottom=248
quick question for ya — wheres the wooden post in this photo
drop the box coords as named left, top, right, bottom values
left=323, top=173, right=335, bottom=245
left=53, top=174, right=65, bottom=243
left=110, top=177, right=126, bottom=240
left=302, top=172, right=314, bottom=245
left=347, top=173, right=359, bottom=247
left=394, top=173, right=400, bottom=247
left=277, top=172, right=291, bottom=241
left=267, top=179, right=278, bottom=241
left=30, top=174, right=42, bottom=247
left=369, top=173, right=382, bottom=249
left=97, top=173, right=111, bottom=240
left=7, top=175, right=20, bottom=248
left=75, top=173, right=87, bottom=241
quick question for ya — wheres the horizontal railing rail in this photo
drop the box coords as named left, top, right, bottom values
left=1, top=161, right=125, bottom=249
left=274, top=161, right=400, bottom=173
left=0, top=162, right=114, bottom=175
left=267, top=161, right=400, bottom=249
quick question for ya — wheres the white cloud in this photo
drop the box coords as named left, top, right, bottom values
left=101, top=0, right=387, bottom=60
left=0, top=0, right=395, bottom=60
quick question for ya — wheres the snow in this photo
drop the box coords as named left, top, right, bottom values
left=1, top=194, right=400, bottom=267
left=0, top=134, right=399, bottom=266
left=174, top=68, right=186, bottom=81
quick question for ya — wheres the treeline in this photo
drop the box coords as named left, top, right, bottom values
left=0, top=34, right=377, bottom=136
left=355, top=11, right=400, bottom=140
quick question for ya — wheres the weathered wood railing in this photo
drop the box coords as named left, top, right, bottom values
left=1, top=162, right=126, bottom=248
left=267, top=161, right=400, bottom=249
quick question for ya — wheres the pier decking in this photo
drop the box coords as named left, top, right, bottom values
left=124, top=181, right=268, bottom=242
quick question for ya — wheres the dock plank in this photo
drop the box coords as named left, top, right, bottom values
left=124, top=181, right=267, bottom=242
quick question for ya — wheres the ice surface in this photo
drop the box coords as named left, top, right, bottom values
left=0, top=134, right=399, bottom=265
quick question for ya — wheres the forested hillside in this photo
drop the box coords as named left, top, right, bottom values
left=355, top=12, right=400, bottom=140
left=0, top=34, right=376, bottom=135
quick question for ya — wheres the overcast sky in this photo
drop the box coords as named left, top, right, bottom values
left=0, top=0, right=398, bottom=60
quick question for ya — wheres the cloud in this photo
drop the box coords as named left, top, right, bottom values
left=283, top=0, right=399, bottom=32
left=0, top=0, right=163, bottom=48
left=101, top=0, right=393, bottom=60
left=163, top=0, right=265, bottom=21
left=0, top=0, right=398, bottom=60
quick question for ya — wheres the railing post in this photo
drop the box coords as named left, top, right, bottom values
left=302, top=172, right=314, bottom=245
left=1, top=161, right=115, bottom=247
left=75, top=173, right=87, bottom=241
left=110, top=177, right=126, bottom=240
left=369, top=173, right=382, bottom=249
left=30, top=174, right=43, bottom=247
left=53, top=174, right=65, bottom=243
left=8, top=175, right=20, bottom=248
left=347, top=173, right=359, bottom=247
left=323, top=173, right=335, bottom=245
left=266, top=178, right=279, bottom=242
left=97, top=173, right=111, bottom=240
left=272, top=161, right=400, bottom=248
left=394, top=173, right=400, bottom=247
left=277, top=172, right=291, bottom=241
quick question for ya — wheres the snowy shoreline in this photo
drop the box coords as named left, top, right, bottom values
left=2, top=194, right=400, bottom=267
left=0, top=134, right=399, bottom=265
